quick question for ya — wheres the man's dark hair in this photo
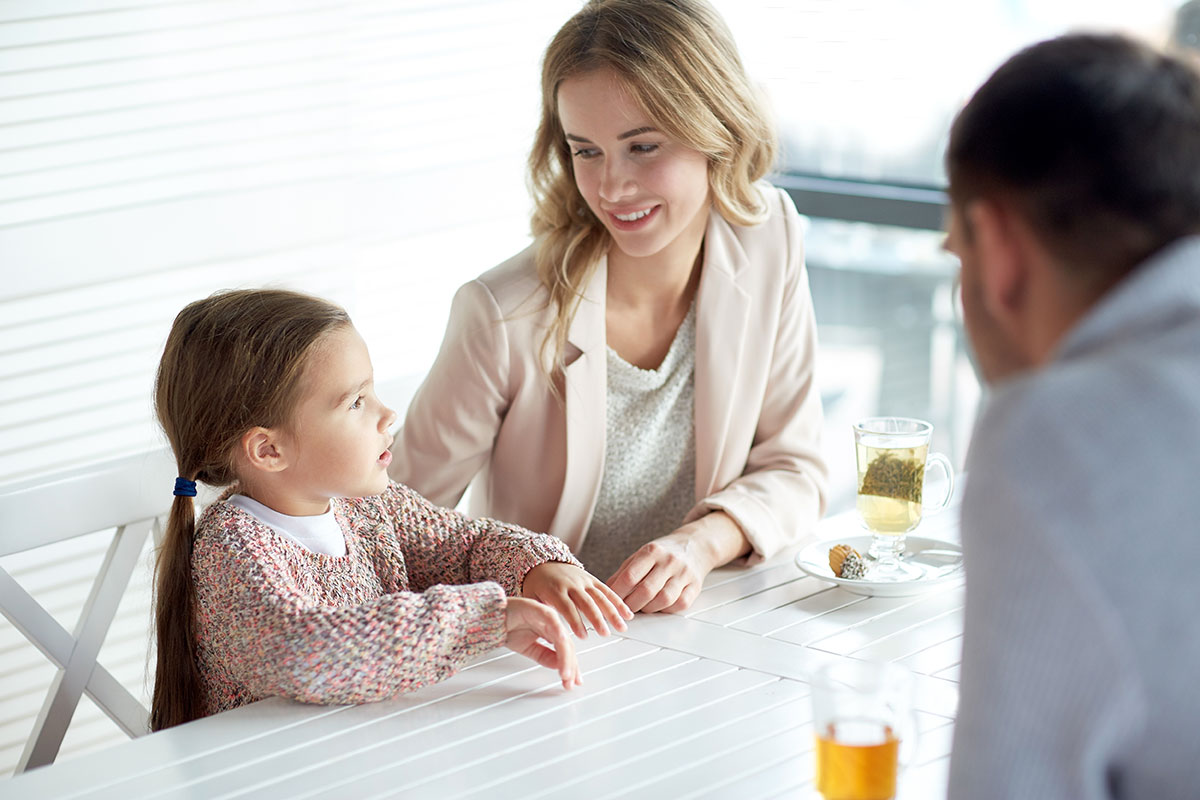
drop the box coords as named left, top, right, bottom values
left=947, top=34, right=1200, bottom=283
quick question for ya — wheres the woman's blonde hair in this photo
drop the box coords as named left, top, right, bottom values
left=151, top=289, right=350, bottom=730
left=529, top=0, right=777, bottom=375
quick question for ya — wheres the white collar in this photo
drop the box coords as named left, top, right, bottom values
left=227, top=494, right=347, bottom=557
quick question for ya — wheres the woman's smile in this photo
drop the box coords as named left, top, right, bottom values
left=607, top=204, right=660, bottom=230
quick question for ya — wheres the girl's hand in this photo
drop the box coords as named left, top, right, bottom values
left=504, top=597, right=582, bottom=690
left=522, top=562, right=633, bottom=639
left=608, top=511, right=751, bottom=614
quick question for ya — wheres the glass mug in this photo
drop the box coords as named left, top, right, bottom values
left=853, top=417, right=954, bottom=581
left=812, top=660, right=917, bottom=800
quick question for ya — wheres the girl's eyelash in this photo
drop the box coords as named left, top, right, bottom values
left=349, top=396, right=364, bottom=410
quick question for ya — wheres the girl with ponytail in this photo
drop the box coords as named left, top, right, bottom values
left=150, top=289, right=629, bottom=731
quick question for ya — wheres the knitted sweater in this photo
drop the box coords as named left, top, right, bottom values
left=191, top=481, right=581, bottom=716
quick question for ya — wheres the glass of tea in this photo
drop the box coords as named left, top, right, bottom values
left=812, top=659, right=916, bottom=800
left=853, top=417, right=954, bottom=581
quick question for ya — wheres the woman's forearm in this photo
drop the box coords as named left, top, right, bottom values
left=677, top=510, right=751, bottom=571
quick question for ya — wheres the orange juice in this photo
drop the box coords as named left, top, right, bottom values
left=815, top=720, right=899, bottom=800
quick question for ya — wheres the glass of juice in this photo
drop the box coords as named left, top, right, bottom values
left=812, top=660, right=916, bottom=800
left=853, top=417, right=954, bottom=580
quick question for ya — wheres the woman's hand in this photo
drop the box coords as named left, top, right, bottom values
left=608, top=511, right=751, bottom=613
left=522, top=562, right=633, bottom=638
left=503, top=597, right=582, bottom=690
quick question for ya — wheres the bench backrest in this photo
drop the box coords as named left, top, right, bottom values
left=0, top=447, right=176, bottom=774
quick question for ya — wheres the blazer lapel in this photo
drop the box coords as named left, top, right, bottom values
left=548, top=256, right=608, bottom=549
left=694, top=212, right=751, bottom=499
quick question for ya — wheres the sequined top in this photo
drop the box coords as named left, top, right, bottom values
left=191, top=481, right=580, bottom=716
left=580, top=302, right=697, bottom=579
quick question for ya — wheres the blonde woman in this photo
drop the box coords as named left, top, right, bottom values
left=392, top=0, right=828, bottom=617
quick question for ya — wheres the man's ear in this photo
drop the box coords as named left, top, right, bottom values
left=239, top=427, right=289, bottom=474
left=966, top=198, right=1029, bottom=326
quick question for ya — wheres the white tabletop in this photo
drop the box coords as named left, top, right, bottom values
left=5, top=507, right=964, bottom=800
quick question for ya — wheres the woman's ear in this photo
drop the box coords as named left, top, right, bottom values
left=966, top=198, right=1030, bottom=330
left=239, top=427, right=289, bottom=474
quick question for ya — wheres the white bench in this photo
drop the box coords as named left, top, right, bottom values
left=0, top=448, right=177, bottom=774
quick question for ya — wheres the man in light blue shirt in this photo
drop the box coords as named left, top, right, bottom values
left=943, top=34, right=1200, bottom=799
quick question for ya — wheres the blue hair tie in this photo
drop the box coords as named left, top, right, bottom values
left=173, top=477, right=197, bottom=497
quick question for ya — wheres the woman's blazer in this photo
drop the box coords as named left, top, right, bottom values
left=391, top=185, right=828, bottom=563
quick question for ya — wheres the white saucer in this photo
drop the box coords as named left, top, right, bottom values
left=795, top=534, right=964, bottom=597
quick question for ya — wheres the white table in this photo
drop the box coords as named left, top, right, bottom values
left=4, top=507, right=964, bottom=800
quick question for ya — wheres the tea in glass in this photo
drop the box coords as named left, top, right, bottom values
left=855, top=442, right=928, bottom=534
left=852, top=418, right=954, bottom=581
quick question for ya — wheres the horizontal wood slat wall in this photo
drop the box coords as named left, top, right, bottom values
left=1, top=0, right=573, bottom=482
left=0, top=0, right=577, bottom=777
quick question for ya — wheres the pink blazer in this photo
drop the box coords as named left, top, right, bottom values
left=391, top=185, right=828, bottom=563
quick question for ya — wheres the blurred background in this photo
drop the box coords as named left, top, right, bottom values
left=0, top=0, right=1187, bottom=775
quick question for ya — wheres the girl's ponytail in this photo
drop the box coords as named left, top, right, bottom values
left=149, top=488, right=203, bottom=731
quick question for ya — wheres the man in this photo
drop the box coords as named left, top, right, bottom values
left=944, top=34, right=1200, bottom=799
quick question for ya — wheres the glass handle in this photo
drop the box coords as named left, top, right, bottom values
left=897, top=706, right=922, bottom=773
left=923, top=453, right=955, bottom=514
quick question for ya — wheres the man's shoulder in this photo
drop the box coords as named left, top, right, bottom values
left=978, top=336, right=1189, bottom=437
left=965, top=362, right=1120, bottom=512
left=970, top=363, right=1107, bottom=484
left=966, top=342, right=1200, bottom=548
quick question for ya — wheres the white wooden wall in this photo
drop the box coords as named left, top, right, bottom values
left=0, top=0, right=579, bottom=777
left=0, top=0, right=590, bottom=484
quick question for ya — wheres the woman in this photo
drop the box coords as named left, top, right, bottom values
left=392, top=0, right=828, bottom=615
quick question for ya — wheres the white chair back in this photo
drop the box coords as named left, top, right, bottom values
left=0, top=447, right=175, bottom=774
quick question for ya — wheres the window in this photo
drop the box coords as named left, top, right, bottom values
left=710, top=0, right=1185, bottom=508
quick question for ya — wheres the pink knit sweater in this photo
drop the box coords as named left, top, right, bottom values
left=190, top=481, right=580, bottom=716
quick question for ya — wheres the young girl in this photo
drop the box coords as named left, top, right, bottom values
left=392, top=0, right=828, bottom=613
left=151, top=289, right=630, bottom=731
